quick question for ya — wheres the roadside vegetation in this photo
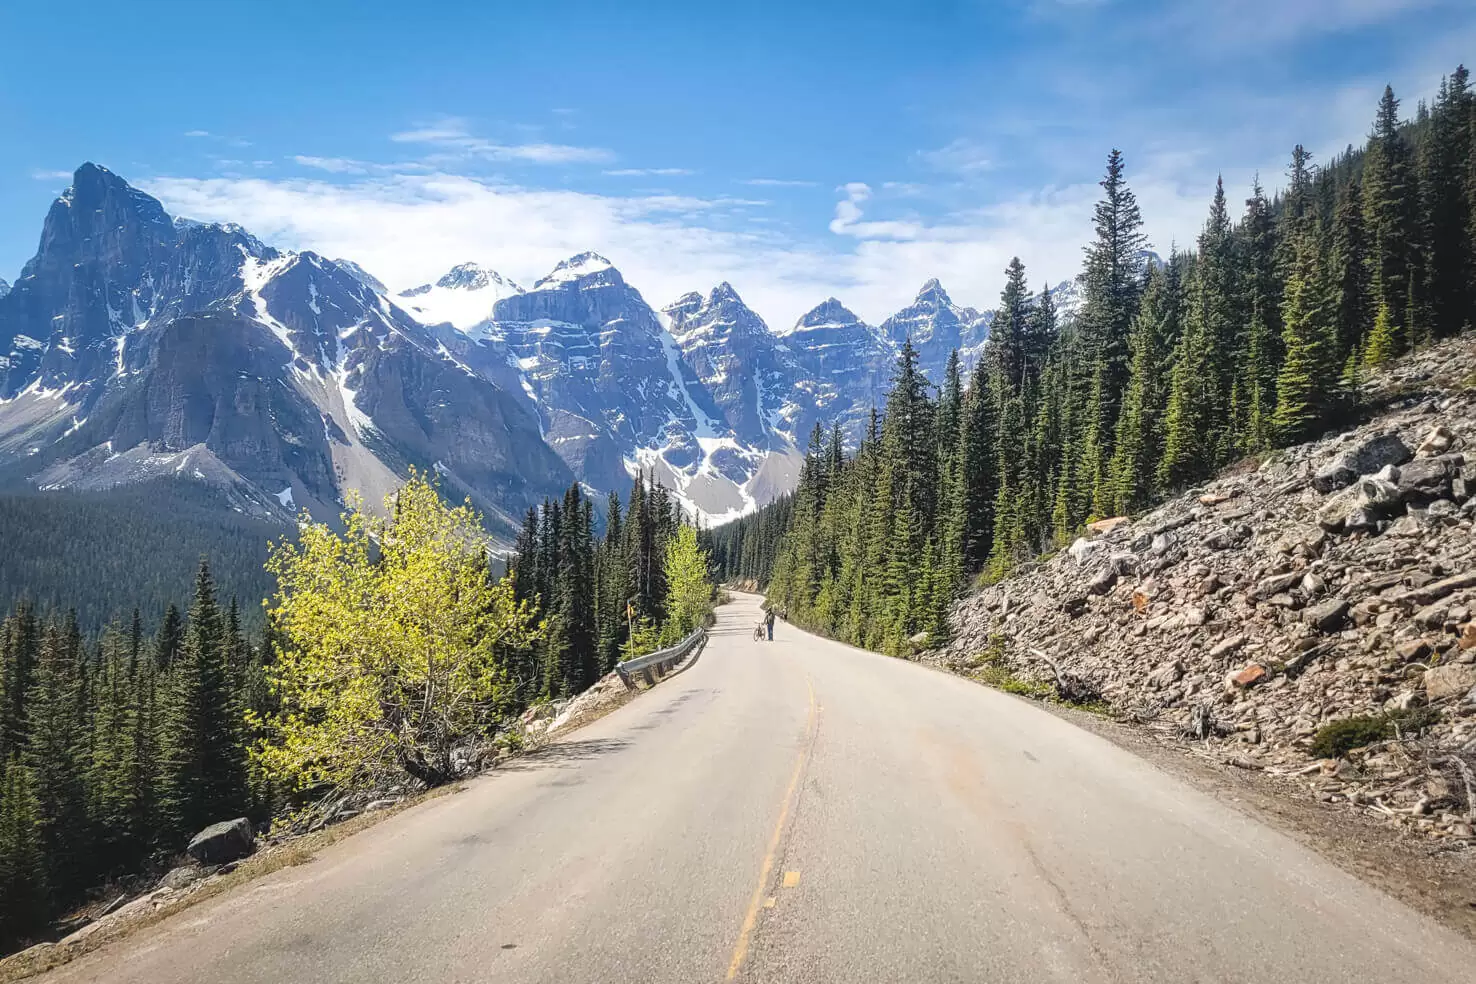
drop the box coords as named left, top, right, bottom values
left=0, top=469, right=713, bottom=954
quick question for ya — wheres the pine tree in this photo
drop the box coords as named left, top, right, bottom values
left=1330, top=176, right=1371, bottom=360
left=157, top=560, right=245, bottom=842
left=1108, top=262, right=1176, bottom=510
left=1075, top=150, right=1149, bottom=515
left=1362, top=85, right=1419, bottom=335
left=0, top=602, right=39, bottom=761
left=21, top=616, right=91, bottom=900
left=0, top=758, right=48, bottom=946
left=1275, top=229, right=1339, bottom=442
left=1363, top=298, right=1400, bottom=367
left=1420, top=66, right=1473, bottom=337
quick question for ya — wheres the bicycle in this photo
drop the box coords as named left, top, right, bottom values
left=753, top=622, right=765, bottom=642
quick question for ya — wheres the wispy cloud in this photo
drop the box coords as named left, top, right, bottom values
left=391, top=117, right=614, bottom=165
left=740, top=178, right=818, bottom=187
left=30, top=169, right=73, bottom=181
left=293, top=155, right=371, bottom=174
left=604, top=167, right=695, bottom=177
left=183, top=129, right=211, bottom=138
left=915, top=138, right=993, bottom=175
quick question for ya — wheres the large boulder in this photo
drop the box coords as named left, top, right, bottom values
left=1311, top=433, right=1412, bottom=493
left=1395, top=456, right=1455, bottom=501
left=186, top=818, right=255, bottom=865
left=1423, top=664, right=1476, bottom=702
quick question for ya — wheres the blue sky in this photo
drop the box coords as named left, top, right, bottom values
left=2, top=0, right=1473, bottom=326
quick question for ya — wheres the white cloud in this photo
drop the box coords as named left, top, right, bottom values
left=828, top=183, right=927, bottom=241
left=293, top=155, right=370, bottom=174
left=390, top=117, right=614, bottom=165
left=741, top=178, right=818, bottom=187
left=141, top=165, right=1183, bottom=329
left=604, top=168, right=695, bottom=177
left=183, top=129, right=211, bottom=138
left=30, top=169, right=73, bottom=180
left=915, top=138, right=993, bottom=175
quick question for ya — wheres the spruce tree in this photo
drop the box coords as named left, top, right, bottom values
left=0, top=758, right=48, bottom=946
left=1419, top=66, right=1473, bottom=337
left=21, top=617, right=91, bottom=900
left=1075, top=149, right=1149, bottom=516
left=1275, top=230, right=1339, bottom=442
left=1362, top=85, right=1419, bottom=335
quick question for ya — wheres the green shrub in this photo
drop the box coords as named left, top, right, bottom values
left=1309, top=716, right=1388, bottom=758
left=1309, top=707, right=1441, bottom=758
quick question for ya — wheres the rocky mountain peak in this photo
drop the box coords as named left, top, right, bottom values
left=709, top=281, right=743, bottom=306
left=0, top=278, right=9, bottom=301
left=534, top=251, right=617, bottom=290
left=436, top=262, right=493, bottom=290
left=916, top=277, right=947, bottom=299
left=793, top=297, right=863, bottom=332
left=334, top=259, right=387, bottom=295
left=396, top=263, right=523, bottom=333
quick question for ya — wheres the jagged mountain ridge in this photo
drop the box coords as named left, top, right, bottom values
left=0, top=162, right=1097, bottom=530
left=0, top=164, right=570, bottom=538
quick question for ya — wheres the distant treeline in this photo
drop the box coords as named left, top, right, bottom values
left=0, top=480, right=279, bottom=632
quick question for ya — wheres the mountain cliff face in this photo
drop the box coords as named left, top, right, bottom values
left=0, top=164, right=570, bottom=536
left=0, top=162, right=1094, bottom=530
left=879, top=279, right=987, bottom=383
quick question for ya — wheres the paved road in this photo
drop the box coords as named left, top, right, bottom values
left=46, top=593, right=1476, bottom=983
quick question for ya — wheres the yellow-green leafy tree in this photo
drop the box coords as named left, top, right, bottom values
left=252, top=471, right=541, bottom=794
left=661, top=525, right=712, bottom=640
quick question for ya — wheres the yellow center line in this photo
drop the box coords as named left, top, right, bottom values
left=724, top=674, right=817, bottom=981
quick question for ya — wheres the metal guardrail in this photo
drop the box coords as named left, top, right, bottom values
left=614, top=626, right=707, bottom=690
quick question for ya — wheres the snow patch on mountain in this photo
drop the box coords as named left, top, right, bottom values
left=396, top=262, right=524, bottom=335
left=533, top=251, right=614, bottom=290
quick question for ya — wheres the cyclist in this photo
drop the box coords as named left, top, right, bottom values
left=764, top=607, right=776, bottom=641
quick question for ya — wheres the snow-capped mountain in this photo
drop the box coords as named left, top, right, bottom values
left=879, top=279, right=988, bottom=383
left=396, top=262, right=524, bottom=335
left=0, top=162, right=1144, bottom=532
left=0, top=164, right=569, bottom=537
left=777, top=298, right=892, bottom=438
left=664, top=282, right=799, bottom=447
left=0, top=278, right=10, bottom=300
left=334, top=258, right=387, bottom=295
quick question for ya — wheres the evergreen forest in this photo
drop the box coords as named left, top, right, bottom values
left=712, top=68, right=1476, bottom=654
left=0, top=473, right=713, bottom=951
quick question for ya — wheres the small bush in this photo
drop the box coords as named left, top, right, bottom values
left=975, top=664, right=1054, bottom=699
left=1385, top=705, right=1440, bottom=735
left=1309, top=707, right=1441, bottom=759
left=1310, top=716, right=1388, bottom=758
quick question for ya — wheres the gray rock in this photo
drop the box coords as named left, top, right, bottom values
left=1423, top=664, right=1476, bottom=701
left=1302, top=598, right=1349, bottom=633
left=186, top=818, right=255, bottom=865
left=1252, top=572, right=1302, bottom=600
left=1311, top=433, right=1412, bottom=493
left=1209, top=634, right=1247, bottom=659
left=1356, top=475, right=1403, bottom=511
left=1068, top=537, right=1103, bottom=565
left=1396, top=456, right=1453, bottom=500
left=161, top=864, right=206, bottom=890
left=1087, top=568, right=1118, bottom=596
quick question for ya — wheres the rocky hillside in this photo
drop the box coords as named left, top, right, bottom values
left=936, top=335, right=1476, bottom=845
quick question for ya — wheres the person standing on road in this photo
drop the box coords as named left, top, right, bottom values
left=764, top=607, right=776, bottom=641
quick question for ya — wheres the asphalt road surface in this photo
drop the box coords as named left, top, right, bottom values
left=45, top=593, right=1476, bottom=983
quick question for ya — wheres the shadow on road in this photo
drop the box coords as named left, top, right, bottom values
left=497, top=737, right=631, bottom=774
